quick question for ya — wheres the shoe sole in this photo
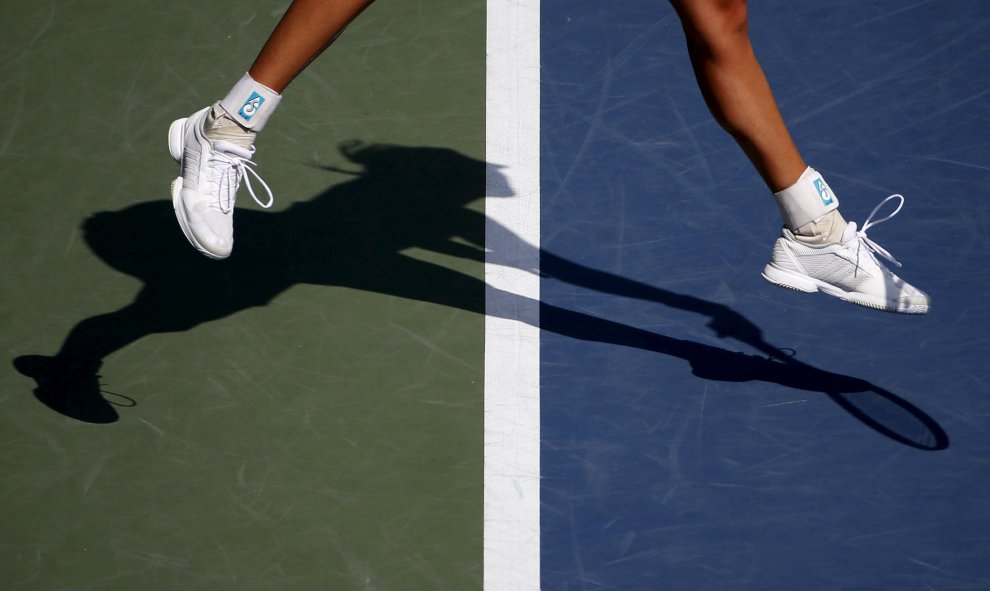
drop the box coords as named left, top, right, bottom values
left=169, top=117, right=227, bottom=261
left=762, top=262, right=929, bottom=314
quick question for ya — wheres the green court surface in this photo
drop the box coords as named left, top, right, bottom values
left=1, top=1, right=485, bottom=588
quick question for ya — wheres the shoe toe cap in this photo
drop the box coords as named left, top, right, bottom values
left=894, top=287, right=931, bottom=313
left=899, top=291, right=931, bottom=306
left=182, top=200, right=234, bottom=258
left=195, top=234, right=233, bottom=259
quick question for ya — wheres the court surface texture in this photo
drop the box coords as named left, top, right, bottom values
left=2, top=1, right=990, bottom=590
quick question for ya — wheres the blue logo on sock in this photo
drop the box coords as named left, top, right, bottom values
left=239, top=92, right=265, bottom=121
left=813, top=177, right=834, bottom=206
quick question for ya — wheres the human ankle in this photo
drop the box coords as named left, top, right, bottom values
left=793, top=209, right=847, bottom=244
left=773, top=166, right=842, bottom=241
left=203, top=103, right=256, bottom=150
left=218, top=72, right=282, bottom=131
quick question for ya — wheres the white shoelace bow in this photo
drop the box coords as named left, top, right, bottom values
left=851, top=193, right=905, bottom=268
left=210, top=140, right=275, bottom=213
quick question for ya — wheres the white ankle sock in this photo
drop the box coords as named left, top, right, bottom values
left=219, top=73, right=282, bottom=132
left=774, top=166, right=846, bottom=244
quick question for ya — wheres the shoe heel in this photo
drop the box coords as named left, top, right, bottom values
left=168, top=118, right=188, bottom=162
left=762, top=263, right=819, bottom=293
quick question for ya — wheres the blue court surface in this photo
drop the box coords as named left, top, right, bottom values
left=538, top=1, right=990, bottom=589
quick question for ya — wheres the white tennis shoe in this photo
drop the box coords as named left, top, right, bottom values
left=168, top=106, right=273, bottom=259
left=762, top=195, right=930, bottom=314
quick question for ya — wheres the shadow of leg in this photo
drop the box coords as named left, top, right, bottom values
left=13, top=285, right=231, bottom=423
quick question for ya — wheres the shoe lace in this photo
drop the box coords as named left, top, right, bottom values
left=208, top=140, right=275, bottom=213
left=850, top=193, right=905, bottom=269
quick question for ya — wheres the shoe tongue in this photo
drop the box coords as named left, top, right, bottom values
left=841, top=221, right=858, bottom=243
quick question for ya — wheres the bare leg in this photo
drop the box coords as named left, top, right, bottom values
left=668, top=1, right=930, bottom=313
left=669, top=0, right=805, bottom=192
left=249, top=0, right=376, bottom=93
left=172, top=1, right=377, bottom=259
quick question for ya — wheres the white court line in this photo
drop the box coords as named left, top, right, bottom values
left=484, top=0, right=541, bottom=590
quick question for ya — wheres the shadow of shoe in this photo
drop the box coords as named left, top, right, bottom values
left=13, top=355, right=120, bottom=424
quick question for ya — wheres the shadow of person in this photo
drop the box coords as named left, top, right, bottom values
left=15, top=141, right=496, bottom=422
left=12, top=142, right=948, bottom=449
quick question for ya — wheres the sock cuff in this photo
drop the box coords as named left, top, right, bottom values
left=219, top=73, right=282, bottom=131
left=773, top=166, right=840, bottom=229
